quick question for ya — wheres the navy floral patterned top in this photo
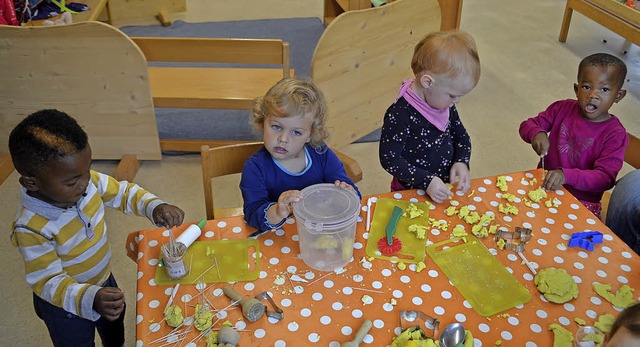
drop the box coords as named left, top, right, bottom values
left=379, top=97, right=472, bottom=190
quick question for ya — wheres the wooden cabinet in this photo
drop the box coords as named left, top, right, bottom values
left=324, top=0, right=463, bottom=30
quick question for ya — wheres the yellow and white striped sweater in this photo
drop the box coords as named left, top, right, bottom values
left=11, top=170, right=165, bottom=321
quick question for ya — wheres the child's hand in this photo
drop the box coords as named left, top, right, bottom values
left=94, top=287, right=125, bottom=321
left=275, top=190, right=303, bottom=220
left=334, top=180, right=356, bottom=194
left=450, top=163, right=470, bottom=194
left=543, top=169, right=565, bottom=191
left=153, top=204, right=185, bottom=228
left=427, top=177, right=453, bottom=204
left=531, top=132, right=550, bottom=156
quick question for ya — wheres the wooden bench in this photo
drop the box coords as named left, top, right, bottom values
left=131, top=37, right=292, bottom=110
left=129, top=37, right=363, bottom=183
left=559, top=0, right=640, bottom=46
left=0, top=22, right=162, bottom=186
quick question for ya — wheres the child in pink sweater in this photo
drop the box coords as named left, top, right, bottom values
left=519, top=53, right=629, bottom=219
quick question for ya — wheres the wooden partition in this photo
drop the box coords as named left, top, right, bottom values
left=312, top=0, right=441, bottom=149
left=0, top=21, right=161, bottom=184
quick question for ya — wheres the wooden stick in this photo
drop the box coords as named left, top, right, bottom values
left=192, top=262, right=217, bottom=283
left=518, top=251, right=537, bottom=275
left=306, top=272, right=332, bottom=287
left=351, top=287, right=384, bottom=294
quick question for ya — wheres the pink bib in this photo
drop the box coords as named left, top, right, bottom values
left=397, top=79, right=449, bottom=132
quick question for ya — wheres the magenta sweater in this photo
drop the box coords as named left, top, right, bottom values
left=519, top=99, right=628, bottom=203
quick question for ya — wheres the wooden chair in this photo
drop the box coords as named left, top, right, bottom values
left=601, top=132, right=640, bottom=219
left=201, top=142, right=265, bottom=220
left=312, top=0, right=441, bottom=149
left=201, top=142, right=363, bottom=220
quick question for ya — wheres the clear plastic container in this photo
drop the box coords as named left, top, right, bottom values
left=574, top=326, right=604, bottom=347
left=293, top=183, right=360, bottom=271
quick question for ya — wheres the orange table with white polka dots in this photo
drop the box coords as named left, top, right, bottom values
left=127, top=170, right=640, bottom=346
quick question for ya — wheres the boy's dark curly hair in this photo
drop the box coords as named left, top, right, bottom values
left=579, top=53, right=627, bottom=89
left=9, top=109, right=88, bottom=176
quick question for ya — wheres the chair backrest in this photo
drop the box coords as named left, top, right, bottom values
left=131, top=37, right=291, bottom=78
left=0, top=21, right=161, bottom=160
left=201, top=142, right=265, bottom=220
left=625, top=132, right=640, bottom=169
left=311, top=0, right=441, bottom=148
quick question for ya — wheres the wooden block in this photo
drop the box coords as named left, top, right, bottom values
left=156, top=10, right=172, bottom=27
left=0, top=152, right=15, bottom=186
left=113, top=154, right=140, bottom=182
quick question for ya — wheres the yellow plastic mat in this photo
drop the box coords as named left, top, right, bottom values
left=427, top=235, right=531, bottom=316
left=154, top=239, right=260, bottom=285
left=365, top=198, right=430, bottom=263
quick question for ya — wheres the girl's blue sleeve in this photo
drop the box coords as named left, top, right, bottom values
left=449, top=106, right=471, bottom=165
left=240, top=158, right=285, bottom=230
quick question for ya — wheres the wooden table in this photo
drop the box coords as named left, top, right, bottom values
left=24, top=0, right=111, bottom=26
left=128, top=170, right=640, bottom=346
left=559, top=0, right=640, bottom=46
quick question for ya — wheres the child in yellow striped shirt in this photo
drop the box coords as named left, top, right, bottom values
left=9, top=109, right=185, bottom=347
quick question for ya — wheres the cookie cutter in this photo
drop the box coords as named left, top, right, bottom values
left=495, top=226, right=532, bottom=252
left=568, top=231, right=603, bottom=251
left=399, top=309, right=440, bottom=338
left=255, top=291, right=284, bottom=320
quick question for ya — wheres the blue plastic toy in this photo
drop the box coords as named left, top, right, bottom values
left=568, top=231, right=603, bottom=251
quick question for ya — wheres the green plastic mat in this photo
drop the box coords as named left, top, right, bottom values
left=427, top=235, right=531, bottom=316
left=365, top=198, right=430, bottom=263
left=154, top=239, right=260, bottom=285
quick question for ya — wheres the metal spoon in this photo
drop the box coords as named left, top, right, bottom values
left=439, top=322, right=466, bottom=347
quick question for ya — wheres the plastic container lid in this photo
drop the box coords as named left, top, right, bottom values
left=293, top=183, right=360, bottom=233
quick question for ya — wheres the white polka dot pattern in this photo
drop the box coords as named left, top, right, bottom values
left=128, top=170, right=640, bottom=346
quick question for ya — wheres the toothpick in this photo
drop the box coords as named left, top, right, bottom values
left=214, top=255, right=221, bottom=280
left=306, top=272, right=332, bottom=287
left=192, top=262, right=217, bottom=283
left=518, top=251, right=537, bottom=275
left=366, top=197, right=372, bottom=232
left=351, top=287, right=384, bottom=294
left=164, top=283, right=180, bottom=312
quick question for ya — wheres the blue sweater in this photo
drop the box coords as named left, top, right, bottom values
left=240, top=145, right=360, bottom=230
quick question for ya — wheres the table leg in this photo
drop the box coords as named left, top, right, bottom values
left=559, top=0, right=574, bottom=42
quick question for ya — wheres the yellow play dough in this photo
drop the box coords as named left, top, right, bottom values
left=164, top=304, right=184, bottom=328
left=445, top=206, right=458, bottom=216
left=498, top=203, right=519, bottom=215
left=314, top=235, right=338, bottom=249
left=403, top=203, right=425, bottom=219
left=206, top=331, right=219, bottom=347
left=534, top=268, right=579, bottom=303
left=574, top=317, right=586, bottom=326
left=194, top=304, right=214, bottom=331
left=452, top=225, right=467, bottom=237
left=593, top=283, right=637, bottom=308
left=528, top=188, right=547, bottom=202
left=549, top=323, right=573, bottom=347
left=496, top=176, right=508, bottom=192
left=594, top=314, right=615, bottom=333
left=463, top=211, right=480, bottom=224
left=391, top=327, right=437, bottom=347
left=408, top=224, right=428, bottom=239
left=501, top=193, right=516, bottom=202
